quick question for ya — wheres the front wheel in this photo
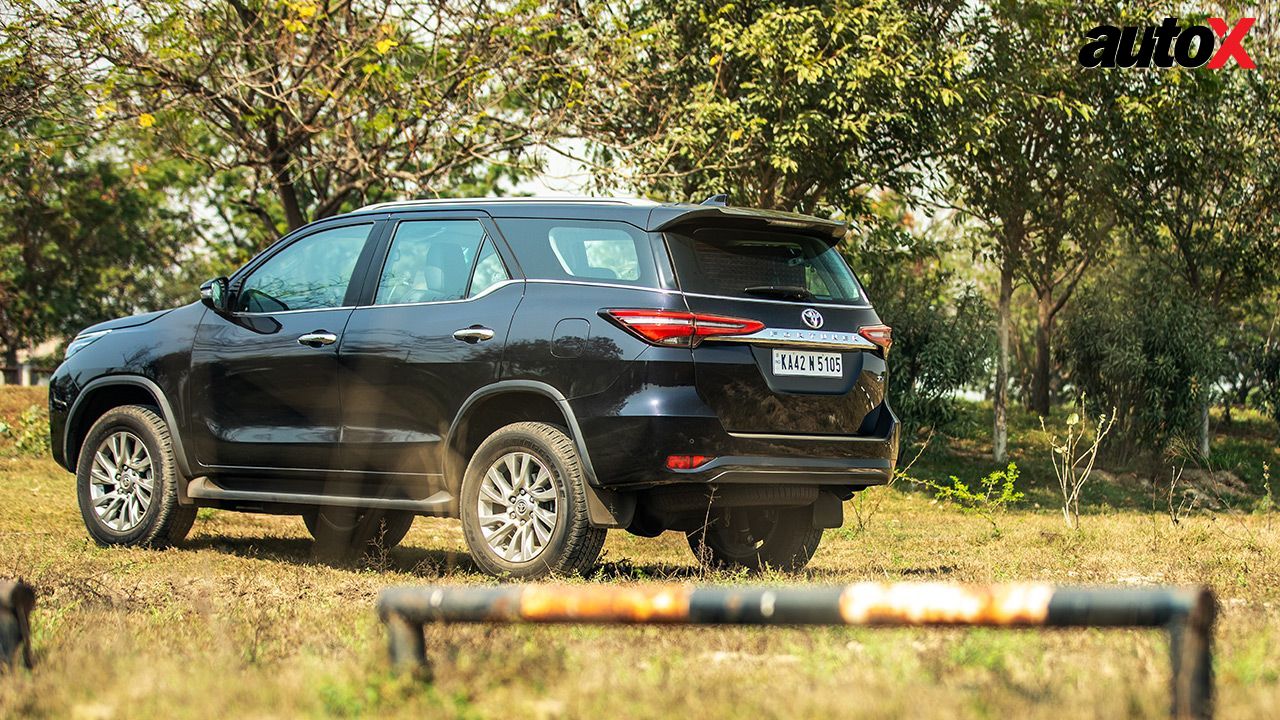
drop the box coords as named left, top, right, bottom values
left=686, top=506, right=822, bottom=573
left=460, top=422, right=606, bottom=578
left=76, top=405, right=197, bottom=548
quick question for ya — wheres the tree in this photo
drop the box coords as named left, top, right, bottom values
left=940, top=0, right=1121, bottom=460
left=31, top=0, right=578, bottom=244
left=0, top=126, right=204, bottom=364
left=844, top=197, right=994, bottom=443
left=1112, top=26, right=1280, bottom=454
left=574, top=0, right=968, bottom=214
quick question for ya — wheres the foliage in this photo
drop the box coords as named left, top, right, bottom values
left=844, top=199, right=993, bottom=442
left=1260, top=346, right=1280, bottom=438
left=917, top=462, right=1023, bottom=535
left=577, top=0, right=968, bottom=213
left=23, top=0, right=582, bottom=243
left=940, top=0, right=1132, bottom=459
left=0, top=122, right=205, bottom=358
left=1059, top=259, right=1223, bottom=458
left=0, top=404, right=50, bottom=457
left=1040, top=398, right=1115, bottom=529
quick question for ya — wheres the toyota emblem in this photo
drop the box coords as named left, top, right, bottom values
left=801, top=308, right=824, bottom=329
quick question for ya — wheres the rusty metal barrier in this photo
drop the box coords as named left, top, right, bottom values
left=0, top=579, right=35, bottom=670
left=378, top=582, right=1216, bottom=719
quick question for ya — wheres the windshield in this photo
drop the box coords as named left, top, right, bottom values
left=664, top=227, right=863, bottom=304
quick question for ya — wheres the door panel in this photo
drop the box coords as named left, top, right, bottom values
left=190, top=309, right=354, bottom=469
left=339, top=217, right=521, bottom=476
left=188, top=221, right=377, bottom=471
left=339, top=284, right=523, bottom=474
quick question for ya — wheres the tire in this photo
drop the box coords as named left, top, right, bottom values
left=304, top=507, right=414, bottom=559
left=76, top=405, right=197, bottom=548
left=686, top=505, right=822, bottom=573
left=460, top=422, right=606, bottom=578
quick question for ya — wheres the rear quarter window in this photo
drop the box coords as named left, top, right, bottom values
left=494, top=218, right=661, bottom=287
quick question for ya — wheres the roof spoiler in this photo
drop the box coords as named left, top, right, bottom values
left=649, top=206, right=847, bottom=244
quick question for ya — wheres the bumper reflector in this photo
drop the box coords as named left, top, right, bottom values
left=666, top=454, right=714, bottom=470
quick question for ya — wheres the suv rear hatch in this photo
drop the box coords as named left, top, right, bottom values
left=661, top=220, right=890, bottom=436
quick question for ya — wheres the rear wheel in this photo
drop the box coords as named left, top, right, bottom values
left=304, top=507, right=414, bottom=559
left=686, top=506, right=822, bottom=573
left=76, top=405, right=196, bottom=548
left=460, top=422, right=606, bottom=578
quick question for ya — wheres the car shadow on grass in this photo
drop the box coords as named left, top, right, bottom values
left=181, top=534, right=481, bottom=577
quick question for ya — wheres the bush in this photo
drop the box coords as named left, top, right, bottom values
left=0, top=404, right=50, bottom=457
left=844, top=210, right=994, bottom=443
left=1059, top=261, right=1222, bottom=458
left=915, top=462, right=1023, bottom=535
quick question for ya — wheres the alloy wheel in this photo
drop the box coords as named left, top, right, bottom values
left=88, top=431, right=154, bottom=532
left=476, top=451, right=559, bottom=563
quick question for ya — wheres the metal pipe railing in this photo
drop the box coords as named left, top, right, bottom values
left=378, top=582, right=1215, bottom=719
left=0, top=579, right=35, bottom=670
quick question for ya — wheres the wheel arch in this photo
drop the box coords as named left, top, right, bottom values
left=444, top=380, right=633, bottom=528
left=65, top=376, right=193, bottom=481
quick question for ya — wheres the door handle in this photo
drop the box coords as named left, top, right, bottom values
left=453, top=326, right=496, bottom=343
left=297, top=331, right=338, bottom=347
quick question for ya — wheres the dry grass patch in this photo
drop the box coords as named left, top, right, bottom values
left=0, top=387, right=1278, bottom=718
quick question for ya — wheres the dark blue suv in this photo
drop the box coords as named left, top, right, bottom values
left=48, top=198, right=899, bottom=577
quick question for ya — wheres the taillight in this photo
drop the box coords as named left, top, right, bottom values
left=858, top=324, right=893, bottom=352
left=603, top=309, right=764, bottom=347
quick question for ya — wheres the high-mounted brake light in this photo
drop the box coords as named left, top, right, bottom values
left=858, top=324, right=893, bottom=352
left=603, top=309, right=764, bottom=347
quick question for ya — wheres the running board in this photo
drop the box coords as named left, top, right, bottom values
left=186, top=477, right=453, bottom=513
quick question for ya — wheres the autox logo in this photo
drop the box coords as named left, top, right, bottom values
left=801, top=308, right=824, bottom=329
left=1078, top=17, right=1256, bottom=69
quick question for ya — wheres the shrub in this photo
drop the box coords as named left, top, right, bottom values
left=844, top=209, right=994, bottom=443
left=916, top=462, right=1023, bottom=535
left=0, top=404, right=50, bottom=457
left=1058, top=260, right=1222, bottom=458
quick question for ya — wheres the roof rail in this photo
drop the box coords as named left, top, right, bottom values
left=355, top=196, right=657, bottom=212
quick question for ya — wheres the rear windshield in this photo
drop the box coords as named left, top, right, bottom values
left=664, top=228, right=863, bottom=304
left=494, top=218, right=661, bottom=288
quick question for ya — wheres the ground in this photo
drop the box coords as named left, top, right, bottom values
left=0, top=386, right=1277, bottom=719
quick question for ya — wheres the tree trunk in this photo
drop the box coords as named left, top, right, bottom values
left=269, top=154, right=307, bottom=232
left=994, top=262, right=1013, bottom=464
left=1, top=345, right=16, bottom=386
left=1032, top=287, right=1053, bottom=416
left=1199, top=401, right=1210, bottom=458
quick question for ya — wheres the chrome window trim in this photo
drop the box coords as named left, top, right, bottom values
left=232, top=305, right=356, bottom=318
left=708, top=327, right=878, bottom=351
left=681, top=291, right=871, bottom=309
left=353, top=278, right=522, bottom=309
left=524, top=278, right=679, bottom=294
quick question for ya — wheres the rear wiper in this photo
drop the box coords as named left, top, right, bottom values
left=742, top=285, right=814, bottom=301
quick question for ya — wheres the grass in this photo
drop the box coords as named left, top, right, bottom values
left=1, top=386, right=1278, bottom=718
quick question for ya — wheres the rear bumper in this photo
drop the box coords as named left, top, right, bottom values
left=571, top=379, right=899, bottom=490
left=664, top=454, right=893, bottom=485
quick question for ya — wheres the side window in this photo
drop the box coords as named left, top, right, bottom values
left=468, top=239, right=510, bottom=297
left=236, top=224, right=372, bottom=313
left=492, top=218, right=659, bottom=288
left=550, top=227, right=640, bottom=281
left=375, top=220, right=486, bottom=305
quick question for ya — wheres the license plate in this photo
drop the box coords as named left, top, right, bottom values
left=771, top=349, right=843, bottom=377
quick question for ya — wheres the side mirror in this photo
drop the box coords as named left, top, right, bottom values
left=200, top=277, right=231, bottom=313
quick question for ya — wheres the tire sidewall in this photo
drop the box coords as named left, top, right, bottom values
left=76, top=408, right=174, bottom=546
left=460, top=426, right=575, bottom=578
